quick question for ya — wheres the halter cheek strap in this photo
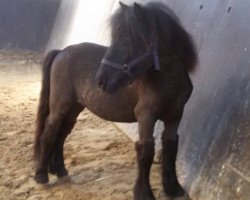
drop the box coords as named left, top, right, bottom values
left=101, top=44, right=160, bottom=79
left=152, top=48, right=160, bottom=70
left=101, top=51, right=151, bottom=79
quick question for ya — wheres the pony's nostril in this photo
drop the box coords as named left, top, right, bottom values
left=97, top=76, right=106, bottom=89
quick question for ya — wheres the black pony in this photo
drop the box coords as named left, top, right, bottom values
left=34, top=2, right=197, bottom=200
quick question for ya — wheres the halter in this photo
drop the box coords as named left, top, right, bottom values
left=101, top=44, right=160, bottom=79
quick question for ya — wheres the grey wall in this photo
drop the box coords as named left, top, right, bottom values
left=0, top=0, right=62, bottom=51
left=47, top=0, right=116, bottom=51
left=46, top=0, right=79, bottom=51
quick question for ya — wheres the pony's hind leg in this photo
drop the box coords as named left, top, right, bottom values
left=134, top=110, right=156, bottom=200
left=49, top=103, right=84, bottom=177
left=161, top=115, right=185, bottom=197
left=34, top=111, right=66, bottom=184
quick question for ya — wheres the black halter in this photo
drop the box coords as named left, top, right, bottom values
left=101, top=44, right=160, bottom=79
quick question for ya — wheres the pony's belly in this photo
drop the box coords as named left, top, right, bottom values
left=87, top=106, right=137, bottom=123
left=82, top=87, right=137, bottom=123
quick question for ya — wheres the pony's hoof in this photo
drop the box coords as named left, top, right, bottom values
left=164, top=183, right=185, bottom=198
left=34, top=171, right=49, bottom=184
left=49, top=162, right=68, bottom=177
left=57, top=168, right=68, bottom=178
left=134, top=185, right=156, bottom=200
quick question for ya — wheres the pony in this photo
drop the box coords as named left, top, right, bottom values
left=34, top=2, right=197, bottom=200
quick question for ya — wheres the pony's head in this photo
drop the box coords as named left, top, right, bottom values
left=96, top=1, right=197, bottom=93
left=96, top=2, right=157, bottom=93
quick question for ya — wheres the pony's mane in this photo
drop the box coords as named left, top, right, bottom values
left=109, top=2, right=197, bottom=72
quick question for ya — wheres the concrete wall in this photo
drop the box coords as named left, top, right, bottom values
left=0, top=0, right=61, bottom=51
left=46, top=0, right=79, bottom=51
left=47, top=0, right=117, bottom=50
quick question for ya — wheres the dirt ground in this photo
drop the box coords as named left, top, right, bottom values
left=0, top=51, right=172, bottom=200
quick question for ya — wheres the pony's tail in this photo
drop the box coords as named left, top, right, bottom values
left=34, top=50, right=60, bottom=160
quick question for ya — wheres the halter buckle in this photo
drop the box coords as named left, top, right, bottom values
left=122, top=64, right=129, bottom=72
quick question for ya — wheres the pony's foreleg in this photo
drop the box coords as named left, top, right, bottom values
left=134, top=112, right=156, bottom=200
left=161, top=117, right=185, bottom=197
left=35, top=113, right=63, bottom=184
left=49, top=104, right=84, bottom=177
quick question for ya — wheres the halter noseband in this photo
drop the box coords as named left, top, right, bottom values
left=101, top=44, right=160, bottom=79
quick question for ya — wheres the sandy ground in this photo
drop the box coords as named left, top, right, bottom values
left=0, top=51, right=171, bottom=200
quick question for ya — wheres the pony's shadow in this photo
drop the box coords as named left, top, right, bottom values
left=37, top=175, right=72, bottom=189
left=43, top=172, right=112, bottom=188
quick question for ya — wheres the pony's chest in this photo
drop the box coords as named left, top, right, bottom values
left=81, top=86, right=137, bottom=123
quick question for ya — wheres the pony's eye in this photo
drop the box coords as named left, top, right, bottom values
left=121, top=40, right=129, bottom=46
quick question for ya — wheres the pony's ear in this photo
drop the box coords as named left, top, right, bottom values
left=119, top=1, right=129, bottom=9
left=134, top=2, right=144, bottom=20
